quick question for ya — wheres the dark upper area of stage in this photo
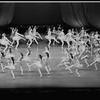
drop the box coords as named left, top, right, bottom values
left=1, top=3, right=100, bottom=35
left=10, top=3, right=64, bottom=25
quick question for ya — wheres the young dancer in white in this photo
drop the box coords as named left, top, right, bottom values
left=16, top=48, right=32, bottom=75
left=32, top=26, right=43, bottom=40
left=10, top=28, right=26, bottom=50
left=0, top=33, right=12, bottom=52
left=89, top=52, right=100, bottom=70
left=3, top=56, right=16, bottom=79
left=45, top=28, right=59, bottom=48
left=29, top=54, right=44, bottom=77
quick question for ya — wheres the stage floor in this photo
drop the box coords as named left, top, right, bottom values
left=0, top=42, right=100, bottom=88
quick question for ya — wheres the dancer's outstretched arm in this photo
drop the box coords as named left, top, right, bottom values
left=5, top=37, right=12, bottom=44
left=90, top=60, right=96, bottom=66
left=81, top=55, right=89, bottom=60
left=17, top=33, right=24, bottom=37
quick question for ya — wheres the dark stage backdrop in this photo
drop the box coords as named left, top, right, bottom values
left=0, top=3, right=15, bottom=27
left=60, top=3, right=100, bottom=29
left=1, top=3, right=100, bottom=30
left=11, top=3, right=64, bottom=25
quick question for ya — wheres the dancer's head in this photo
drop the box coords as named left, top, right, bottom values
left=34, top=26, right=36, bottom=29
left=39, top=54, right=43, bottom=61
left=64, top=48, right=67, bottom=51
left=68, top=29, right=71, bottom=33
left=72, top=28, right=74, bottom=31
left=45, top=46, right=49, bottom=51
left=28, top=26, right=32, bottom=31
left=64, top=47, right=69, bottom=52
left=27, top=47, right=31, bottom=51
left=20, top=52, right=24, bottom=57
left=15, top=27, right=18, bottom=31
left=10, top=27, right=14, bottom=30
left=45, top=52, right=50, bottom=58
left=1, top=51, right=5, bottom=57
left=11, top=57, right=15, bottom=64
left=9, top=47, right=12, bottom=53
left=27, top=48, right=32, bottom=56
left=58, top=24, right=61, bottom=28
left=48, top=28, right=51, bottom=31
left=95, top=31, right=98, bottom=34
left=0, top=46, right=4, bottom=51
left=61, top=29, right=64, bottom=32
left=82, top=27, right=84, bottom=30
left=2, top=33, right=6, bottom=37
left=53, top=27, right=55, bottom=30
left=95, top=51, right=99, bottom=56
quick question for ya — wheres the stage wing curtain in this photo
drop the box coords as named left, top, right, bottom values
left=83, top=3, right=100, bottom=29
left=60, top=3, right=89, bottom=28
left=0, top=3, right=15, bottom=26
left=60, top=3, right=100, bottom=28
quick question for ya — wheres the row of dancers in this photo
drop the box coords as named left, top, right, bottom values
left=0, top=39, right=100, bottom=80
left=0, top=26, right=43, bottom=52
left=0, top=45, right=51, bottom=79
left=0, top=26, right=100, bottom=79
left=46, top=26, right=100, bottom=77
left=0, top=25, right=100, bottom=51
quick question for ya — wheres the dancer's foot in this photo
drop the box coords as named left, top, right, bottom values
left=15, top=48, right=18, bottom=50
left=1, top=69, right=4, bottom=72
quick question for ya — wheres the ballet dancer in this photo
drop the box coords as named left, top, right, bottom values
left=32, top=26, right=43, bottom=40
left=81, top=55, right=89, bottom=67
left=2, top=56, right=16, bottom=79
left=72, top=56, right=83, bottom=77
left=16, top=48, right=32, bottom=75
left=30, top=46, right=51, bottom=77
left=42, top=52, right=51, bottom=73
left=69, top=43, right=79, bottom=59
left=89, top=52, right=100, bottom=70
left=57, top=48, right=72, bottom=67
left=45, top=28, right=59, bottom=48
left=29, top=54, right=44, bottom=77
left=59, top=60, right=74, bottom=74
left=22, top=48, right=32, bottom=72
left=10, top=28, right=26, bottom=50
left=5, top=46, right=15, bottom=61
left=0, top=46, right=5, bottom=72
left=16, top=52, right=24, bottom=75
left=65, top=29, right=76, bottom=48
left=43, top=46, right=51, bottom=59
left=77, top=39, right=86, bottom=59
left=57, top=29, right=67, bottom=49
left=52, top=27, right=56, bottom=34
left=28, top=27, right=39, bottom=46
left=0, top=33, right=12, bottom=52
